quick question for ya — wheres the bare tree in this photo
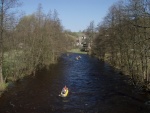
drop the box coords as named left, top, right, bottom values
left=92, top=0, right=150, bottom=89
left=0, top=0, right=19, bottom=87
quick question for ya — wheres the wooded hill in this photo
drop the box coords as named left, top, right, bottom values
left=86, top=0, right=150, bottom=90
left=0, top=1, right=74, bottom=91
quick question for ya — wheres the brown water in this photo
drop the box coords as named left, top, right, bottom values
left=0, top=53, right=149, bottom=113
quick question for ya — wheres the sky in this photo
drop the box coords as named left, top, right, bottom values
left=18, top=0, right=120, bottom=32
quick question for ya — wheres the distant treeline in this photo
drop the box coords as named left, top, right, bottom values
left=85, top=0, right=150, bottom=90
left=0, top=1, right=74, bottom=90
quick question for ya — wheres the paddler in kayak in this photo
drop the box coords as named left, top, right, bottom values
left=62, top=85, right=67, bottom=94
left=60, top=85, right=69, bottom=97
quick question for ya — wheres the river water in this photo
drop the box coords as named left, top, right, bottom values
left=0, top=53, right=149, bottom=113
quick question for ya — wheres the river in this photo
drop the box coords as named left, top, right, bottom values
left=0, top=53, right=149, bottom=113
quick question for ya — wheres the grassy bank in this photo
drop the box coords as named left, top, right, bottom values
left=68, top=48, right=87, bottom=54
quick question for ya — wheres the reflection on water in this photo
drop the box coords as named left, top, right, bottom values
left=0, top=53, right=149, bottom=113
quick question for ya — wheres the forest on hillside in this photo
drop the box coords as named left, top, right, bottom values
left=85, top=0, right=150, bottom=90
left=0, top=0, right=74, bottom=90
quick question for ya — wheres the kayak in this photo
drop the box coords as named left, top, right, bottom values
left=59, top=88, right=69, bottom=97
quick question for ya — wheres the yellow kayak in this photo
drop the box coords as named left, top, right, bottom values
left=59, top=88, right=69, bottom=97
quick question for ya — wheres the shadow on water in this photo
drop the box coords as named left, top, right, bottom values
left=0, top=53, right=150, bottom=113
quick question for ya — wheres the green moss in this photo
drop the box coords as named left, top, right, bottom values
left=0, top=82, right=8, bottom=92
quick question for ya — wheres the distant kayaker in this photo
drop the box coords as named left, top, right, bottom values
left=76, top=57, right=79, bottom=60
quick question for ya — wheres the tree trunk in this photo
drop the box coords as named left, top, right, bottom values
left=0, top=0, right=4, bottom=84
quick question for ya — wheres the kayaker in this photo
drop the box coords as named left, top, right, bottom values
left=62, top=86, right=67, bottom=93
left=59, top=85, right=69, bottom=97
left=64, top=85, right=67, bottom=90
